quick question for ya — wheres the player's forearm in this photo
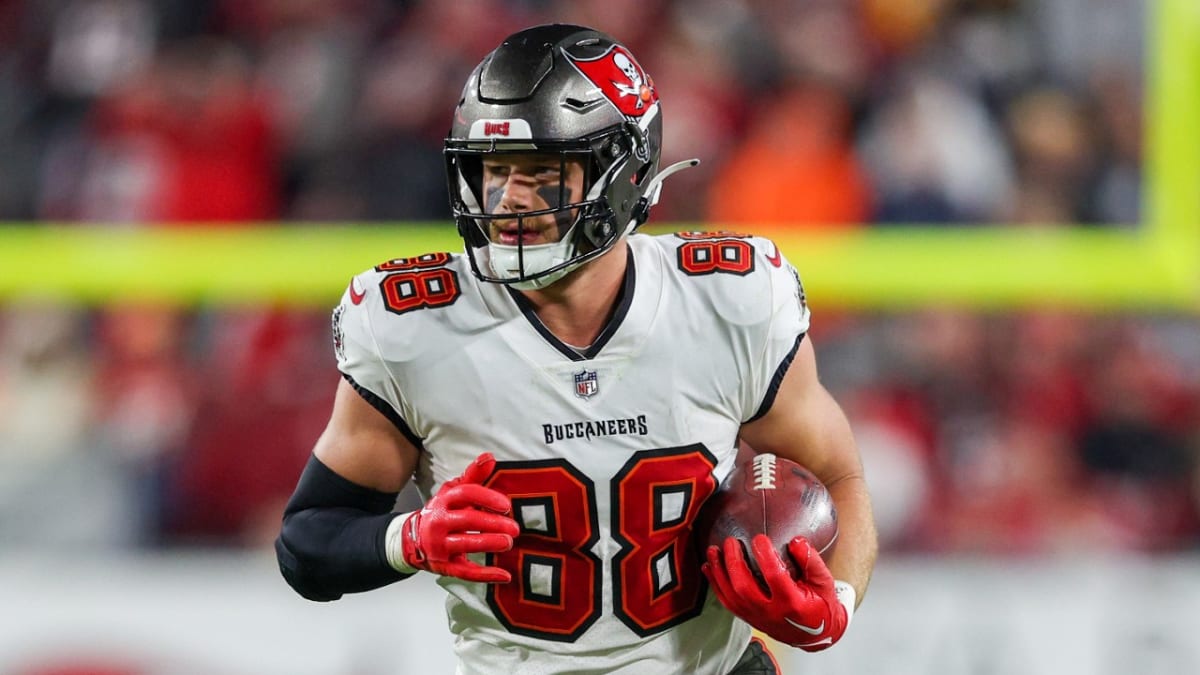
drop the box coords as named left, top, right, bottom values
left=824, top=474, right=877, bottom=606
left=275, top=455, right=412, bottom=601
left=276, top=507, right=408, bottom=601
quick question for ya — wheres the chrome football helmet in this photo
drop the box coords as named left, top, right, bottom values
left=445, top=24, right=696, bottom=289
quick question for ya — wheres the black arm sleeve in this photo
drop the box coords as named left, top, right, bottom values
left=274, top=454, right=414, bottom=602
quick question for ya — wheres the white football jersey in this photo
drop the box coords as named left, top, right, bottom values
left=333, top=232, right=810, bottom=675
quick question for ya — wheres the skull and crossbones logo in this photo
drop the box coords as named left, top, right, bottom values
left=567, top=44, right=657, bottom=117
left=611, top=52, right=649, bottom=109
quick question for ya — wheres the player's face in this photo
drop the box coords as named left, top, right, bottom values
left=481, top=153, right=587, bottom=246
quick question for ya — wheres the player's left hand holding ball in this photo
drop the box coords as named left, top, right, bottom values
left=702, top=535, right=850, bottom=651
left=386, top=452, right=521, bottom=583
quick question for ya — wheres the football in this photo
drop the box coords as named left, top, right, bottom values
left=697, top=452, right=838, bottom=578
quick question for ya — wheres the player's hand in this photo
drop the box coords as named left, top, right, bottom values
left=393, top=453, right=521, bottom=583
left=702, top=535, right=848, bottom=651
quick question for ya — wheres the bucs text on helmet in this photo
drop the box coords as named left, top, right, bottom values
left=444, top=23, right=697, bottom=289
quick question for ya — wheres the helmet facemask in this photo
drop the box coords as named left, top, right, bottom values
left=447, top=127, right=640, bottom=290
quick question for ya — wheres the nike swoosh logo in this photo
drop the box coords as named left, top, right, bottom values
left=785, top=618, right=825, bottom=635
left=765, top=242, right=782, bottom=268
left=791, top=637, right=833, bottom=649
left=348, top=278, right=366, bottom=305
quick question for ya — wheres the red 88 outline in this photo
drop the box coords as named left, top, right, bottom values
left=374, top=252, right=453, bottom=271
left=674, top=232, right=755, bottom=276
left=483, top=446, right=718, bottom=642
left=374, top=252, right=462, bottom=315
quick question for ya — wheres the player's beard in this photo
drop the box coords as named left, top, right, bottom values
left=484, top=184, right=584, bottom=289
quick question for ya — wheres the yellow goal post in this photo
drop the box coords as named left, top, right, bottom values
left=0, top=0, right=1196, bottom=312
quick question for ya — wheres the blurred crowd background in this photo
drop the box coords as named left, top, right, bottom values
left=0, top=0, right=1146, bottom=225
left=2, top=0, right=1198, bottom=561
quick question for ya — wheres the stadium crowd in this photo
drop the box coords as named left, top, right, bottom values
left=1, top=0, right=1197, bottom=555
left=0, top=0, right=1145, bottom=225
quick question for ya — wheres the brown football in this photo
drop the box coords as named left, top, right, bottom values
left=697, top=452, right=838, bottom=578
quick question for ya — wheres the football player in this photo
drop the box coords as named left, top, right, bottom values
left=276, top=23, right=877, bottom=674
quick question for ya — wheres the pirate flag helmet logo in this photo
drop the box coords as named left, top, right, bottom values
left=565, top=44, right=658, bottom=118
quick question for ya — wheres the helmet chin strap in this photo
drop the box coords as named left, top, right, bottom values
left=489, top=237, right=578, bottom=290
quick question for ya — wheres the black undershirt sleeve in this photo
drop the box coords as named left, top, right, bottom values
left=274, top=454, right=413, bottom=602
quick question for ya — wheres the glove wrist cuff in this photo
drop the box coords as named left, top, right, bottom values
left=385, top=511, right=420, bottom=574
left=834, top=580, right=857, bottom=627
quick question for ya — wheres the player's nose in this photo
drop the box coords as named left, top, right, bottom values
left=499, top=177, right=538, bottom=212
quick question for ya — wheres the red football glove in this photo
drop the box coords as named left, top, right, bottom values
left=389, top=453, right=521, bottom=583
left=702, top=534, right=849, bottom=651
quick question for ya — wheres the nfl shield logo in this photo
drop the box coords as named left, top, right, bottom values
left=574, top=369, right=599, bottom=399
